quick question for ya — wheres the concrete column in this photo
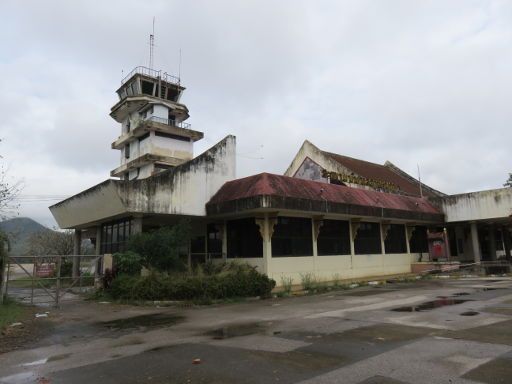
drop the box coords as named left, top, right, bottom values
left=470, top=222, right=481, bottom=264
left=72, top=229, right=82, bottom=278
left=261, top=215, right=272, bottom=276
left=488, top=224, right=497, bottom=261
left=380, top=223, right=386, bottom=255
left=312, top=218, right=322, bottom=275
left=131, top=216, right=143, bottom=235
left=405, top=226, right=411, bottom=255
left=349, top=220, right=358, bottom=268
left=222, top=221, right=228, bottom=261
left=95, top=226, right=101, bottom=255
left=503, top=226, right=511, bottom=261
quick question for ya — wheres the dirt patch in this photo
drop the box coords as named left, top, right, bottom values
left=0, top=306, right=53, bottom=354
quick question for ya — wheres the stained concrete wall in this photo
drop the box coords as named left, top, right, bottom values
left=125, top=135, right=236, bottom=216
left=284, top=140, right=372, bottom=191
left=285, top=140, right=351, bottom=180
left=50, top=136, right=236, bottom=228
left=49, top=181, right=127, bottom=229
left=435, top=188, right=512, bottom=222
left=268, top=253, right=415, bottom=286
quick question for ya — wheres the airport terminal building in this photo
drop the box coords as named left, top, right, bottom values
left=50, top=66, right=512, bottom=285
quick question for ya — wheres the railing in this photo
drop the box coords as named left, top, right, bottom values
left=121, top=66, right=180, bottom=85
left=147, top=116, right=191, bottom=130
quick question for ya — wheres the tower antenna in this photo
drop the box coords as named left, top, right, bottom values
left=178, top=48, right=182, bottom=83
left=149, top=17, right=155, bottom=69
left=417, top=164, right=423, bottom=198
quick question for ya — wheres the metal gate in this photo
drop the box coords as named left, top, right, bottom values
left=1, top=254, right=104, bottom=307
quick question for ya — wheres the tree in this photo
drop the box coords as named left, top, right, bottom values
left=0, top=139, right=23, bottom=220
left=505, top=173, right=512, bottom=188
left=128, top=221, right=191, bottom=272
left=27, top=229, right=74, bottom=256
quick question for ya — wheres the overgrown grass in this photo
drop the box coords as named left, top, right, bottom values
left=0, top=298, right=24, bottom=331
left=300, top=273, right=317, bottom=292
left=279, top=276, right=293, bottom=296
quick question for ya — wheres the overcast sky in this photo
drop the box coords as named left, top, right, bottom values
left=1, top=0, right=511, bottom=227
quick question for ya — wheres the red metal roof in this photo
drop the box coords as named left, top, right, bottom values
left=322, top=151, right=439, bottom=197
left=208, top=173, right=441, bottom=215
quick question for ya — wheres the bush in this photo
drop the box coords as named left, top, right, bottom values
left=107, top=262, right=276, bottom=302
left=60, top=257, right=73, bottom=277
left=114, top=251, right=142, bottom=275
left=128, top=221, right=190, bottom=272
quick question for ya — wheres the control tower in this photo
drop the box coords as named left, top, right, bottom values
left=110, top=66, right=204, bottom=180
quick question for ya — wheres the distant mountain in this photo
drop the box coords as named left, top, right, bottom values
left=0, top=217, right=51, bottom=255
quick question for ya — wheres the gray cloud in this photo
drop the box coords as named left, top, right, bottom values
left=1, top=0, right=511, bottom=226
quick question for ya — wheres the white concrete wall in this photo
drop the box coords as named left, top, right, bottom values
left=152, top=135, right=193, bottom=160
left=440, top=188, right=512, bottom=222
left=152, top=104, right=168, bottom=119
left=50, top=181, right=127, bottom=229
left=138, top=164, right=153, bottom=179
left=126, top=135, right=236, bottom=217
left=269, top=253, right=412, bottom=286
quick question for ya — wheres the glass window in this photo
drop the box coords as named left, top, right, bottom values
left=100, top=218, right=133, bottom=254
left=410, top=226, right=429, bottom=253
left=207, top=224, right=223, bottom=258
left=227, top=218, right=263, bottom=258
left=141, top=80, right=153, bottom=95
left=272, top=217, right=313, bottom=257
left=384, top=224, right=407, bottom=254
left=354, top=222, right=382, bottom=255
left=317, top=219, right=351, bottom=256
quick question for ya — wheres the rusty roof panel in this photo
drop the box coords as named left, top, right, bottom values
left=207, top=173, right=442, bottom=216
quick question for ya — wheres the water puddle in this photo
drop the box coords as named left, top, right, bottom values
left=21, top=358, right=48, bottom=367
left=452, top=292, right=470, bottom=296
left=482, top=288, right=504, bottom=291
left=460, top=311, right=480, bottom=316
left=391, top=299, right=472, bottom=312
left=207, top=322, right=266, bottom=339
left=342, top=289, right=396, bottom=297
left=101, top=313, right=184, bottom=330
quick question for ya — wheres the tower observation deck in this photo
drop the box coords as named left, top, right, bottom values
left=110, top=66, right=204, bottom=180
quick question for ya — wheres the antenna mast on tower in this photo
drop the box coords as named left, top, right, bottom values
left=149, top=17, right=155, bottom=69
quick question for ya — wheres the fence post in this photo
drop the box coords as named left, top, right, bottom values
left=0, top=253, right=7, bottom=305
left=55, top=256, right=62, bottom=307
left=31, top=256, right=36, bottom=305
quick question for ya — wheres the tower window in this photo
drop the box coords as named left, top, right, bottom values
left=141, top=80, right=154, bottom=95
left=125, top=144, right=130, bottom=159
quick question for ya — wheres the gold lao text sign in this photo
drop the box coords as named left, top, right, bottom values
left=321, top=169, right=400, bottom=193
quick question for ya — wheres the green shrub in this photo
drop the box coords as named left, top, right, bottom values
left=107, top=262, right=275, bottom=301
left=114, top=251, right=142, bottom=275
left=109, top=274, right=139, bottom=300
left=128, top=221, right=190, bottom=272
left=300, top=272, right=317, bottom=291
left=59, top=257, right=73, bottom=277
